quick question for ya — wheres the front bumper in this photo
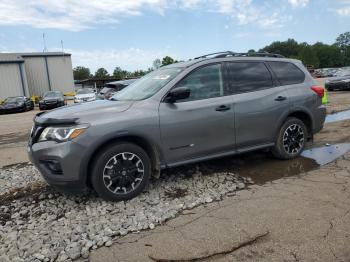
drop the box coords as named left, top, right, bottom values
left=39, top=102, right=64, bottom=109
left=0, top=107, right=23, bottom=114
left=28, top=140, right=89, bottom=193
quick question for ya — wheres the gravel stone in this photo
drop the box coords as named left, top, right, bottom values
left=0, top=165, right=247, bottom=261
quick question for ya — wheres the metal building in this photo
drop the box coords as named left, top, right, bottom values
left=0, top=54, right=29, bottom=100
left=0, top=52, right=74, bottom=100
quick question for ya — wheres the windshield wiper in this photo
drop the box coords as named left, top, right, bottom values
left=110, top=97, right=118, bottom=101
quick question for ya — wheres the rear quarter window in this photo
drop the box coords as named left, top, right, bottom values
left=267, top=61, right=305, bottom=86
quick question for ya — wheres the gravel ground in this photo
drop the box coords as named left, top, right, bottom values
left=0, top=164, right=43, bottom=196
left=0, top=165, right=250, bottom=262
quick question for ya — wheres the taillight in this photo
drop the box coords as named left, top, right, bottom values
left=311, top=86, right=324, bottom=98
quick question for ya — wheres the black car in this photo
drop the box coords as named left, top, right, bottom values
left=97, top=79, right=137, bottom=100
left=325, top=70, right=350, bottom=91
left=39, top=91, right=65, bottom=110
left=0, top=96, right=34, bottom=114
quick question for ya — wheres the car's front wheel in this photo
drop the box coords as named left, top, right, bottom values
left=91, top=143, right=151, bottom=201
left=272, top=117, right=307, bottom=159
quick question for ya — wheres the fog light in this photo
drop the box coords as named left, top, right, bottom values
left=41, top=160, right=63, bottom=175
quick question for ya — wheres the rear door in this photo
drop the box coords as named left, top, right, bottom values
left=224, top=61, right=290, bottom=149
left=159, top=63, right=235, bottom=164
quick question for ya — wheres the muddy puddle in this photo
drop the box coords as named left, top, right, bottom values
left=169, top=143, right=350, bottom=185
left=237, top=143, right=350, bottom=184
left=326, top=109, right=350, bottom=123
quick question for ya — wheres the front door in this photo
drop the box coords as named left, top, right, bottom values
left=159, top=63, right=235, bottom=164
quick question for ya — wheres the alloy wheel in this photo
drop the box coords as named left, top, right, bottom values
left=103, top=152, right=145, bottom=195
left=282, top=124, right=305, bottom=155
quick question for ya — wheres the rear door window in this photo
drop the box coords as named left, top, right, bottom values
left=267, top=61, right=305, bottom=85
left=225, top=62, right=273, bottom=94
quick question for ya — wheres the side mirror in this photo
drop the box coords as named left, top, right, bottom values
left=165, top=87, right=190, bottom=103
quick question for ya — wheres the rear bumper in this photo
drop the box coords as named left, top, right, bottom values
left=27, top=140, right=89, bottom=193
left=313, top=105, right=327, bottom=134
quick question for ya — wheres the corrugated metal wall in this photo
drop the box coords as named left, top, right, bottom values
left=23, top=57, right=50, bottom=97
left=0, top=63, right=28, bottom=100
left=47, top=56, right=74, bottom=93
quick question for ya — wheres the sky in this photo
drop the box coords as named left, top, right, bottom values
left=0, top=0, right=349, bottom=73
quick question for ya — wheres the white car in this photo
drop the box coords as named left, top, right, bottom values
left=74, top=88, right=96, bottom=103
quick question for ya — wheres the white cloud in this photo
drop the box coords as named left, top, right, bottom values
left=287, top=0, right=309, bottom=8
left=337, top=7, right=350, bottom=15
left=0, top=0, right=167, bottom=31
left=214, top=0, right=288, bottom=29
left=0, top=0, right=300, bottom=31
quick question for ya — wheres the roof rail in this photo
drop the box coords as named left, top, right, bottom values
left=194, top=51, right=285, bottom=59
left=194, top=51, right=235, bottom=59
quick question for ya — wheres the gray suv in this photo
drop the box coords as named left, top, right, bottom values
left=28, top=52, right=326, bottom=201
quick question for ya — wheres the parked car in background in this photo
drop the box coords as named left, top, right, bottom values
left=39, top=91, right=65, bottom=110
left=0, top=96, right=34, bottom=114
left=28, top=52, right=326, bottom=201
left=325, top=69, right=350, bottom=91
left=74, top=88, right=96, bottom=103
left=97, top=79, right=137, bottom=100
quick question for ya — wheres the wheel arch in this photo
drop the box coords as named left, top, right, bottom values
left=278, top=109, right=313, bottom=139
left=82, top=134, right=163, bottom=188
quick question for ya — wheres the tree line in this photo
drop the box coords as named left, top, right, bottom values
left=73, top=32, right=350, bottom=80
left=73, top=56, right=178, bottom=80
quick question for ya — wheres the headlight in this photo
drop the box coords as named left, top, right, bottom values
left=341, top=79, right=350, bottom=83
left=38, top=125, right=88, bottom=142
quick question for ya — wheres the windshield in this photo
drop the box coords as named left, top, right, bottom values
left=77, top=88, right=94, bottom=95
left=4, top=97, right=22, bottom=103
left=112, top=68, right=182, bottom=101
left=44, top=91, right=62, bottom=98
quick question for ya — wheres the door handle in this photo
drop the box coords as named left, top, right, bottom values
left=275, top=96, right=287, bottom=101
left=215, top=105, right=231, bottom=111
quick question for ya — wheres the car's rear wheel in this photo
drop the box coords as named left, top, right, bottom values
left=272, top=117, right=307, bottom=159
left=91, top=143, right=151, bottom=201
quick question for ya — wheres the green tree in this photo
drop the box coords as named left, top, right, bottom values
left=312, top=42, right=345, bottom=68
left=153, top=58, right=161, bottom=69
left=298, top=44, right=320, bottom=68
left=335, top=32, right=350, bottom=49
left=73, top=66, right=91, bottom=80
left=259, top=38, right=300, bottom=58
left=335, top=32, right=350, bottom=65
left=94, top=68, right=109, bottom=78
left=113, top=67, right=128, bottom=79
left=161, top=56, right=177, bottom=66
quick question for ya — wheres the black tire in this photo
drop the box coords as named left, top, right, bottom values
left=272, top=117, right=308, bottom=160
left=91, top=142, right=151, bottom=201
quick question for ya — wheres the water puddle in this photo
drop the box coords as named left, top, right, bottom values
left=326, top=109, right=350, bottom=123
left=236, top=143, right=350, bottom=185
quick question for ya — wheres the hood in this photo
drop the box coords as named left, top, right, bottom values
left=75, top=93, right=96, bottom=99
left=36, top=100, right=133, bottom=124
left=1, top=102, right=22, bottom=108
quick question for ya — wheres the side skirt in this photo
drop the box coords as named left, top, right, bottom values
left=163, top=143, right=274, bottom=169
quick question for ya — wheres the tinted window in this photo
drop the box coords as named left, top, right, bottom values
left=225, top=62, right=273, bottom=94
left=175, top=64, right=223, bottom=101
left=268, top=62, right=305, bottom=85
